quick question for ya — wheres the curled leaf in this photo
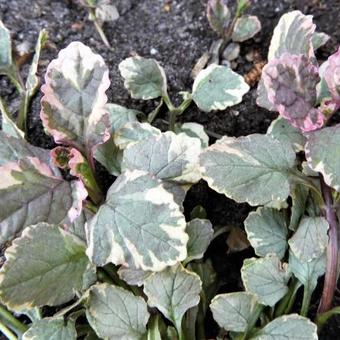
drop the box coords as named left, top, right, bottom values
left=232, top=15, right=261, bottom=42
left=262, top=53, right=324, bottom=132
left=206, top=0, right=231, bottom=37
left=323, top=47, right=340, bottom=104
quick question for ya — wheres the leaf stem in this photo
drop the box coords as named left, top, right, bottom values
left=89, top=8, right=111, bottom=49
left=300, top=286, right=312, bottom=317
left=0, top=321, right=17, bottom=340
left=147, top=99, right=164, bottom=123
left=0, top=305, right=28, bottom=335
left=315, top=306, right=340, bottom=330
left=17, top=92, right=29, bottom=133
left=6, top=67, right=25, bottom=94
left=318, top=176, right=339, bottom=314
left=275, top=278, right=300, bottom=317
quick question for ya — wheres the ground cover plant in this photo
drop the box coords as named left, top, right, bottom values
left=0, top=2, right=339, bottom=340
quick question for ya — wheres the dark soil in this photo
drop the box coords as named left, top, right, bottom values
left=0, top=0, right=340, bottom=338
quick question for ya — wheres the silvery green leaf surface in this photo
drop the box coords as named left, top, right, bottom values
left=23, top=317, right=77, bottom=340
left=0, top=157, right=86, bottom=243
left=323, top=47, right=340, bottom=103
left=241, top=255, right=290, bottom=307
left=122, top=131, right=202, bottom=184
left=119, top=56, right=167, bottom=100
left=86, top=283, right=150, bottom=339
left=0, top=98, right=25, bottom=138
left=251, top=314, right=318, bottom=340
left=288, top=217, right=329, bottom=263
left=175, top=122, right=209, bottom=148
left=210, top=292, right=260, bottom=332
left=192, top=64, right=249, bottom=112
left=206, top=0, right=231, bottom=37
left=267, top=117, right=306, bottom=152
left=114, top=121, right=161, bottom=150
left=86, top=170, right=188, bottom=271
left=290, top=184, right=309, bottom=231
left=95, top=0, right=119, bottom=22
left=186, top=218, right=214, bottom=262
left=317, top=61, right=332, bottom=104
left=312, top=32, right=330, bottom=51
left=118, top=266, right=151, bottom=287
left=0, top=223, right=89, bottom=311
left=232, top=15, right=261, bottom=42
left=0, top=20, right=12, bottom=72
left=305, top=124, right=340, bottom=191
left=200, top=134, right=296, bottom=206
left=67, top=208, right=94, bottom=242
left=41, top=42, right=110, bottom=153
left=267, top=11, right=315, bottom=61
left=262, top=54, right=323, bottom=132
left=289, top=250, right=326, bottom=292
left=143, top=264, right=201, bottom=331
left=222, top=42, right=240, bottom=61
left=244, top=207, right=288, bottom=259
left=106, top=103, right=139, bottom=133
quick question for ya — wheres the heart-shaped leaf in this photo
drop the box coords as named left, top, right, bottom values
left=41, top=42, right=110, bottom=154
left=232, top=15, right=261, bottom=42
left=192, top=64, right=249, bottom=112
left=200, top=134, right=296, bottom=206
left=0, top=223, right=89, bottom=311
left=86, top=283, right=150, bottom=339
left=244, top=207, right=288, bottom=259
left=86, top=170, right=188, bottom=271
left=119, top=56, right=167, bottom=100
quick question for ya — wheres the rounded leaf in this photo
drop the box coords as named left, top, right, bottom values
left=232, top=15, right=261, bottom=42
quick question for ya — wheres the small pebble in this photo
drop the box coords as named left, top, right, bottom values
left=221, top=59, right=231, bottom=67
left=150, top=48, right=158, bottom=55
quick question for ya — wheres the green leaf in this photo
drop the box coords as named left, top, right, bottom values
left=186, top=218, right=214, bottom=263
left=232, top=15, right=261, bottom=42
left=289, top=250, right=326, bottom=293
left=241, top=255, right=290, bottom=307
left=117, top=266, right=151, bottom=287
left=122, top=131, right=202, bottom=184
left=175, top=122, right=209, bottom=148
left=119, top=56, right=167, bottom=100
left=144, top=264, right=201, bottom=332
left=41, top=42, right=110, bottom=153
left=200, top=134, right=296, bottom=206
left=288, top=217, right=329, bottom=263
left=114, top=121, right=161, bottom=150
left=192, top=64, right=249, bottom=112
left=0, top=98, right=25, bottom=138
left=267, top=11, right=315, bottom=61
left=312, top=32, right=330, bottom=51
left=210, top=292, right=260, bottom=332
left=290, top=184, right=309, bottom=231
left=86, top=283, right=150, bottom=339
left=206, top=0, right=231, bottom=37
left=306, top=124, right=340, bottom=191
left=86, top=170, right=188, bottom=271
left=0, top=157, right=86, bottom=243
left=95, top=1, right=119, bottom=22
left=106, top=103, right=140, bottom=133
left=251, top=314, right=318, bottom=340
left=244, top=207, right=288, bottom=259
left=0, top=223, right=89, bottom=311
left=0, top=20, right=12, bottom=73
left=267, top=117, right=306, bottom=153
left=23, top=317, right=77, bottom=340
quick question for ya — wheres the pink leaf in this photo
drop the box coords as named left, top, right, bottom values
left=323, top=47, right=340, bottom=104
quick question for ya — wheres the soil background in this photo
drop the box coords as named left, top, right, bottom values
left=0, top=0, right=340, bottom=339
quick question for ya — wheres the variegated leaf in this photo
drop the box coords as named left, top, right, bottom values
left=41, top=42, right=110, bottom=153
left=200, top=134, right=296, bottom=206
left=86, top=283, right=150, bottom=339
left=288, top=217, right=329, bottom=263
left=175, top=122, right=209, bottom=148
left=232, top=15, right=261, bottom=42
left=323, top=47, right=340, bottom=103
left=117, top=266, right=151, bottom=287
left=86, top=170, right=188, bottom=271
left=143, top=264, right=201, bottom=332
left=206, top=0, right=231, bottom=37
left=119, top=56, right=167, bottom=100
left=241, top=255, right=290, bottom=307
left=312, top=32, right=330, bottom=51
left=244, top=207, right=288, bottom=259
left=0, top=20, right=12, bottom=73
left=0, top=223, right=89, bottom=310
left=290, top=184, right=309, bottom=231
left=0, top=157, right=86, bottom=243
left=192, top=64, right=249, bottom=112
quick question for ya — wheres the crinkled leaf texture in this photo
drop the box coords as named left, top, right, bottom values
left=23, top=317, right=77, bottom=340
left=244, top=207, right=288, bottom=259
left=119, top=56, right=167, bottom=100
left=200, top=134, right=296, bottom=206
left=86, top=170, right=188, bottom=271
left=251, top=314, right=318, bottom=340
left=288, top=217, right=329, bottom=263
left=86, top=283, right=150, bottom=340
left=262, top=53, right=324, bottom=132
left=192, top=64, right=249, bottom=112
left=0, top=157, right=86, bottom=243
left=210, top=292, right=260, bottom=333
left=232, top=15, right=261, bottom=42
left=306, top=124, right=340, bottom=191
left=323, top=47, right=340, bottom=104
left=206, top=0, right=231, bottom=37
left=41, top=42, right=110, bottom=153
left=241, top=255, right=290, bottom=307
left=143, top=264, right=201, bottom=331
left=0, top=223, right=89, bottom=311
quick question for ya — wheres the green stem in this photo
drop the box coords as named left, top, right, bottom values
left=148, top=99, right=164, bottom=123
left=275, top=278, right=300, bottom=317
left=242, top=304, right=264, bottom=339
left=17, top=92, right=29, bottom=132
left=89, top=8, right=111, bottom=49
left=211, top=225, right=232, bottom=242
left=0, top=321, right=17, bottom=340
left=315, top=306, right=340, bottom=330
left=300, top=286, right=312, bottom=317
left=6, top=68, right=25, bottom=94
left=0, top=305, right=28, bottom=335
left=85, top=151, right=103, bottom=205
